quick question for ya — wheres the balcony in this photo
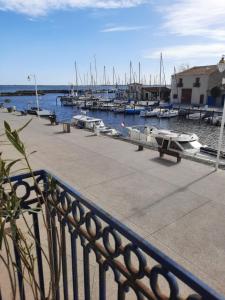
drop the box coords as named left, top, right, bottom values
left=1, top=169, right=225, bottom=300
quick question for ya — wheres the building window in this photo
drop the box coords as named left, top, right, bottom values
left=173, top=94, right=178, bottom=99
left=193, top=77, right=200, bottom=87
left=177, top=78, right=183, bottom=87
left=200, top=94, right=204, bottom=104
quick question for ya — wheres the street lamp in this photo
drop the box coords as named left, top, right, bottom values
left=27, top=74, right=39, bottom=113
left=215, top=56, right=225, bottom=170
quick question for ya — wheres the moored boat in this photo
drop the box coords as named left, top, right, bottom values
left=127, top=126, right=202, bottom=155
left=158, top=109, right=178, bottom=118
left=140, top=108, right=160, bottom=117
left=27, top=107, right=53, bottom=117
left=72, top=114, right=120, bottom=136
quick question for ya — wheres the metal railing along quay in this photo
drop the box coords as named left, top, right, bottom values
left=1, top=170, right=225, bottom=300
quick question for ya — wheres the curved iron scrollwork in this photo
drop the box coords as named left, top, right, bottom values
left=3, top=170, right=225, bottom=300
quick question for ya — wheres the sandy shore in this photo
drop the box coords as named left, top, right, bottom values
left=1, top=110, right=225, bottom=296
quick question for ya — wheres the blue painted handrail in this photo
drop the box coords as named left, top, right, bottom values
left=2, top=169, right=225, bottom=300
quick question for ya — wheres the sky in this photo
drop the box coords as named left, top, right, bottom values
left=0, top=0, right=225, bottom=85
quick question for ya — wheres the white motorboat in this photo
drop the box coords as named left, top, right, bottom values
left=158, top=109, right=178, bottom=118
left=73, top=115, right=105, bottom=130
left=127, top=125, right=225, bottom=164
left=127, top=126, right=202, bottom=155
left=113, top=107, right=125, bottom=113
left=139, top=108, right=160, bottom=117
left=150, top=128, right=202, bottom=154
left=186, top=112, right=206, bottom=120
left=72, top=115, right=120, bottom=136
left=205, top=115, right=224, bottom=126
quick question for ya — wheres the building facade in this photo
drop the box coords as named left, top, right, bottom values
left=128, top=83, right=170, bottom=102
left=171, top=65, right=225, bottom=107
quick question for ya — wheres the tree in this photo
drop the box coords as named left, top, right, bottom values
left=210, top=86, right=221, bottom=98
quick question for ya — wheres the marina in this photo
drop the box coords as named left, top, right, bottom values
left=1, top=86, right=225, bottom=151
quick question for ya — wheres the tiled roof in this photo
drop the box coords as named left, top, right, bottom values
left=175, top=65, right=218, bottom=76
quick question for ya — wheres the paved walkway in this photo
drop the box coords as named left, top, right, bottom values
left=1, top=111, right=225, bottom=296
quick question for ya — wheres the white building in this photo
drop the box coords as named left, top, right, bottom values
left=171, top=65, right=225, bottom=107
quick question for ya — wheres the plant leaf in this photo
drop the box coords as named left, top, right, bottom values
left=17, top=119, right=32, bottom=133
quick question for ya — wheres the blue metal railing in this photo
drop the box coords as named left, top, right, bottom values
left=2, top=169, right=225, bottom=300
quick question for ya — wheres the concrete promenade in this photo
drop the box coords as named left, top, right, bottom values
left=1, top=110, right=225, bottom=295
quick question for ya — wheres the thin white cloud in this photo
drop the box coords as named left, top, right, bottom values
left=0, top=0, right=146, bottom=16
left=161, top=0, right=225, bottom=41
left=145, top=43, right=225, bottom=60
left=101, top=25, right=146, bottom=32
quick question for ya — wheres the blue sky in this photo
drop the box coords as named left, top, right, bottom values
left=0, top=0, right=225, bottom=85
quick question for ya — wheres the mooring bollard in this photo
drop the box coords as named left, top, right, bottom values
left=63, top=123, right=71, bottom=133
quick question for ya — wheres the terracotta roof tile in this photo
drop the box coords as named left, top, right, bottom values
left=175, top=65, right=218, bottom=76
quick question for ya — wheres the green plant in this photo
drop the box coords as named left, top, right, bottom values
left=0, top=120, right=61, bottom=299
left=210, top=86, right=221, bottom=98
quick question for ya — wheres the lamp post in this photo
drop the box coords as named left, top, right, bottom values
left=27, top=74, right=39, bottom=113
left=215, top=55, right=225, bottom=170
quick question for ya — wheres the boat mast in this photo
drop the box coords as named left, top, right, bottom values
left=130, top=61, right=132, bottom=85
left=159, top=52, right=162, bottom=101
left=138, top=62, right=141, bottom=84
left=113, top=66, right=115, bottom=86
left=90, top=62, right=93, bottom=91
left=94, top=55, right=98, bottom=86
left=75, top=61, right=78, bottom=96
left=103, top=65, right=106, bottom=86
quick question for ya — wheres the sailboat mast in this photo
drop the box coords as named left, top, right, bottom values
left=113, top=67, right=115, bottom=86
left=138, top=62, right=141, bottom=84
left=90, top=63, right=93, bottom=87
left=75, top=61, right=78, bottom=94
left=159, top=53, right=162, bottom=101
left=130, top=61, right=132, bottom=85
left=94, top=55, right=98, bottom=86
left=103, top=65, right=106, bottom=85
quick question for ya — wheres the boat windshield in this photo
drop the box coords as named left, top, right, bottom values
left=190, top=141, right=202, bottom=149
left=179, top=141, right=195, bottom=150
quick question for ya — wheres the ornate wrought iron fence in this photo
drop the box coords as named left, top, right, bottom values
left=1, top=169, right=225, bottom=300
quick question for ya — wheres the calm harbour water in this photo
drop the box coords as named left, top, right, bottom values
left=0, top=85, right=224, bottom=150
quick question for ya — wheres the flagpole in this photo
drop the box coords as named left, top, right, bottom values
left=34, top=74, right=39, bottom=113
left=28, top=74, right=39, bottom=117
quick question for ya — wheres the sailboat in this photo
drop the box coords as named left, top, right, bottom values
left=26, top=74, right=53, bottom=117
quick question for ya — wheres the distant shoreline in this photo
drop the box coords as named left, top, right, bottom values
left=0, top=87, right=121, bottom=97
left=0, top=89, right=70, bottom=96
